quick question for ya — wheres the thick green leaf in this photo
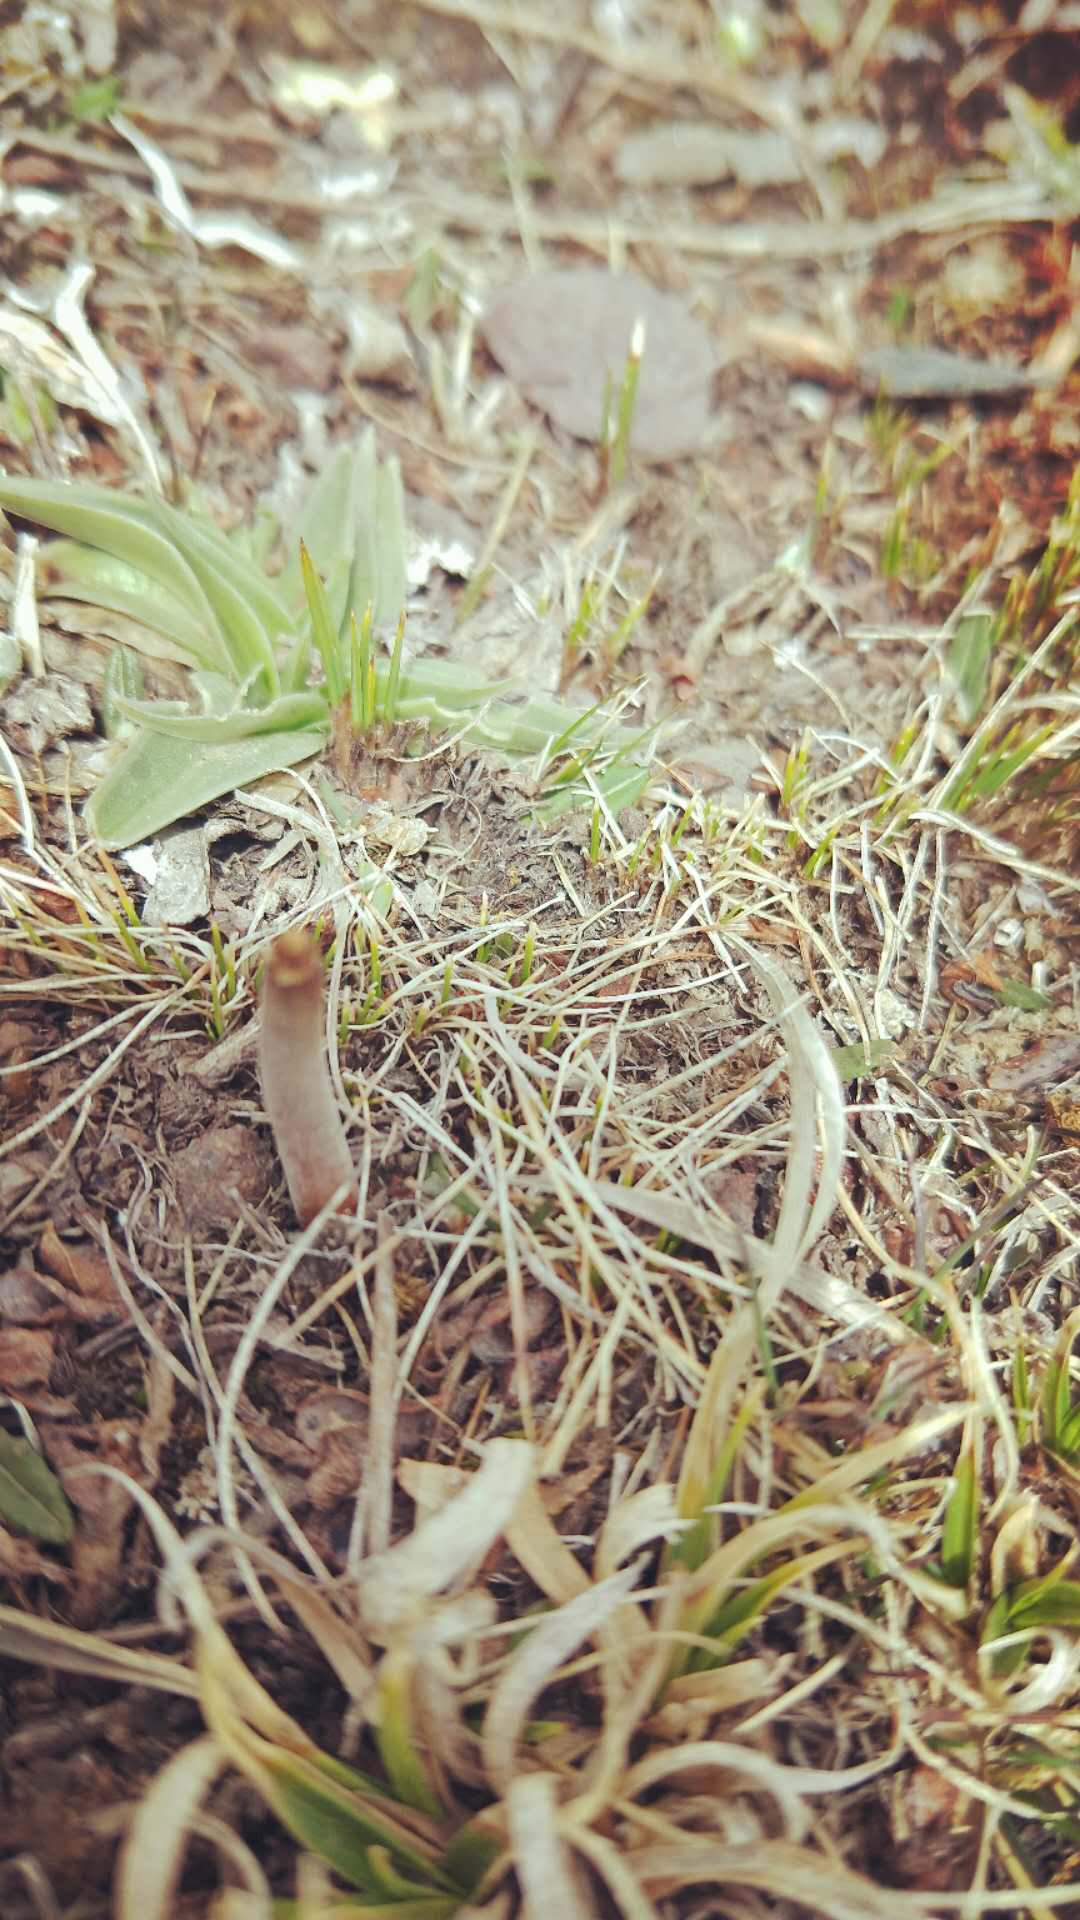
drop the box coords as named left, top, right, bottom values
left=392, top=661, right=512, bottom=715
left=259, top=1746, right=453, bottom=1895
left=74, top=483, right=297, bottom=639
left=830, top=1039, right=897, bottom=1080
left=440, top=1812, right=502, bottom=1894
left=101, top=646, right=145, bottom=741
left=539, top=761, right=651, bottom=819
left=283, top=432, right=407, bottom=633
left=288, top=438, right=373, bottom=599
left=87, top=725, right=328, bottom=847
left=279, top=619, right=313, bottom=695
left=0, top=1435, right=73, bottom=1543
left=372, top=456, right=408, bottom=627
left=4, top=478, right=297, bottom=686
left=96, top=497, right=286, bottom=695
left=42, top=538, right=223, bottom=667
left=0, top=476, right=222, bottom=648
left=984, top=1568, right=1080, bottom=1677
left=375, top=1653, right=442, bottom=1817
left=341, top=447, right=380, bottom=633
left=164, top=541, right=279, bottom=698
left=145, top=496, right=296, bottom=644
left=115, top=689, right=327, bottom=741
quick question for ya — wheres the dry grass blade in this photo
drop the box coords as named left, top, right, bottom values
left=0, top=1606, right=199, bottom=1697
left=482, top=1561, right=644, bottom=1795
left=361, top=1440, right=535, bottom=1640
left=116, top=1734, right=228, bottom=1920
left=733, top=942, right=846, bottom=1283
left=506, top=1773, right=595, bottom=1920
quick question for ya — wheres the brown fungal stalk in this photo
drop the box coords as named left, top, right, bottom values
left=258, top=928, right=357, bottom=1226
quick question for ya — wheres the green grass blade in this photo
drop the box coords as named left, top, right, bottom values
left=688, top=1543, right=853, bottom=1670
left=671, top=1385, right=765, bottom=1574
left=300, top=541, right=347, bottom=707
left=266, top=1900, right=456, bottom=1918
left=374, top=1653, right=442, bottom=1817
left=1004, top=1570, right=1080, bottom=1631
left=940, top=1445, right=979, bottom=1589
left=114, top=689, right=327, bottom=741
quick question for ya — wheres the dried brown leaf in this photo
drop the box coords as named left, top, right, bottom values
left=0, top=1325, right=55, bottom=1389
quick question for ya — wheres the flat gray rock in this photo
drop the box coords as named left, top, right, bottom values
left=482, top=267, right=719, bottom=461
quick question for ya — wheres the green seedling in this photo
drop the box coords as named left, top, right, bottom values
left=349, top=603, right=375, bottom=732
left=67, top=73, right=123, bottom=121
left=803, top=825, right=837, bottom=879
left=603, top=574, right=656, bottom=670
left=870, top=402, right=953, bottom=587
left=475, top=893, right=491, bottom=966
left=206, top=922, right=240, bottom=1040
left=506, top=927, right=534, bottom=989
left=599, top=317, right=645, bottom=495
left=881, top=504, right=942, bottom=586
left=660, top=1334, right=944, bottom=1687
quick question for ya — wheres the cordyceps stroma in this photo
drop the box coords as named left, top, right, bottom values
left=258, top=928, right=357, bottom=1226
